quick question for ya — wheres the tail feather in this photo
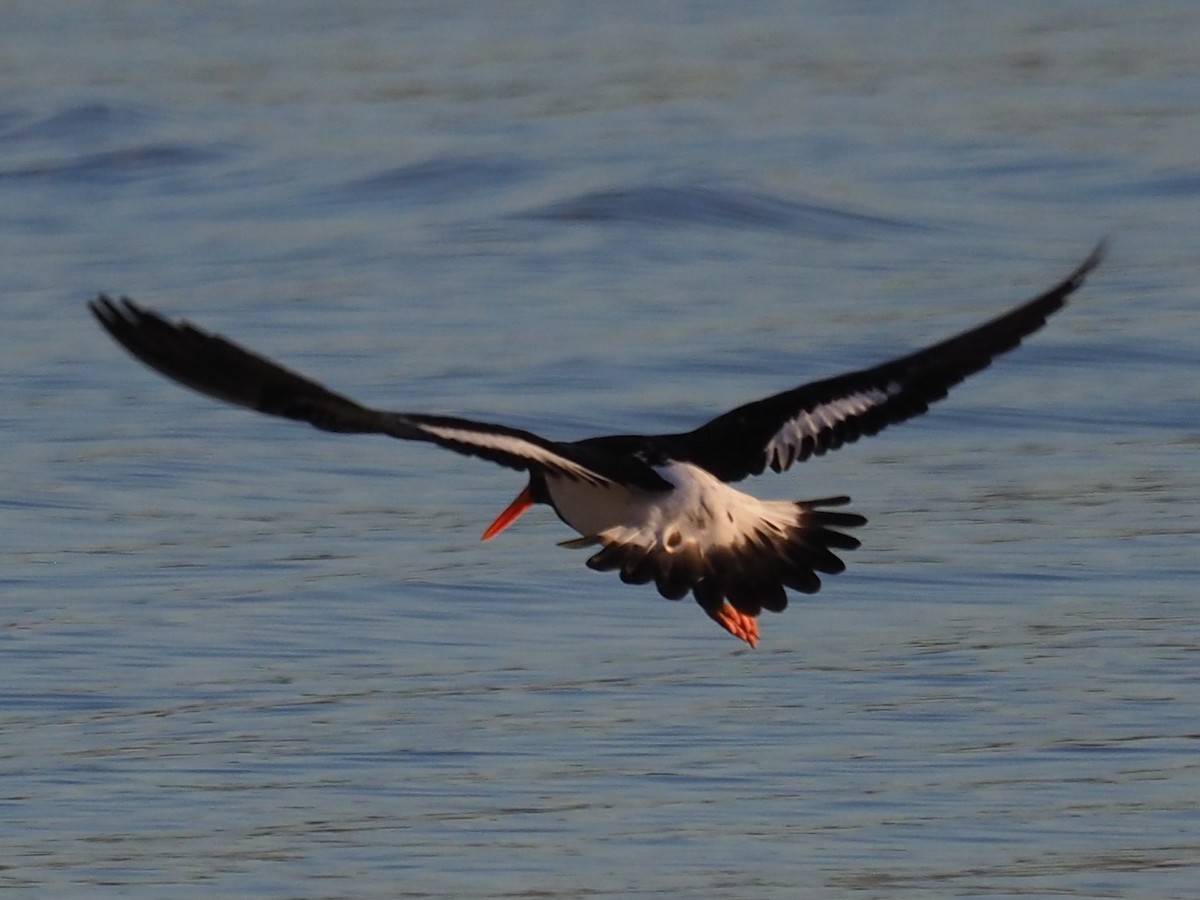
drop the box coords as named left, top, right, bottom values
left=576, top=494, right=867, bottom=643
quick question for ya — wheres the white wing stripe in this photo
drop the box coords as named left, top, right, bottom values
left=764, top=384, right=900, bottom=468
left=413, top=422, right=610, bottom=484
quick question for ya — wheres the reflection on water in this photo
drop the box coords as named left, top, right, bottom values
left=3, top=2, right=1199, bottom=897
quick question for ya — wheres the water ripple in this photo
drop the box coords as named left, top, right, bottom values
left=334, top=155, right=535, bottom=204
left=0, top=144, right=226, bottom=183
left=520, top=182, right=924, bottom=237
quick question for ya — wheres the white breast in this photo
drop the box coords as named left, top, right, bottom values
left=546, top=460, right=802, bottom=553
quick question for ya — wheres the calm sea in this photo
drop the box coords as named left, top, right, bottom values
left=2, top=2, right=1198, bottom=897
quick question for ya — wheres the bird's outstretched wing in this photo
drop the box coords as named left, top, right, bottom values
left=659, top=242, right=1105, bottom=483
left=88, top=297, right=670, bottom=491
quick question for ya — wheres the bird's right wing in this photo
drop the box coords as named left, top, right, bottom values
left=657, top=243, right=1105, bottom=483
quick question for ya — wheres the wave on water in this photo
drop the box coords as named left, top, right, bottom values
left=0, top=144, right=223, bottom=183
left=0, top=102, right=224, bottom=184
left=519, top=182, right=923, bottom=238
left=329, top=153, right=922, bottom=240
left=335, top=155, right=535, bottom=205
left=0, top=102, right=152, bottom=144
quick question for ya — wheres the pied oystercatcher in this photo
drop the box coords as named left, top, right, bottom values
left=90, top=244, right=1103, bottom=647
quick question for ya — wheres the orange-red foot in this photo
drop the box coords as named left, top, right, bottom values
left=715, top=601, right=759, bottom=648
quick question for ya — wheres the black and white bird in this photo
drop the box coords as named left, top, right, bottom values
left=90, top=244, right=1103, bottom=647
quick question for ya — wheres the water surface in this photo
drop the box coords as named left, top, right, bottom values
left=2, top=2, right=1199, bottom=897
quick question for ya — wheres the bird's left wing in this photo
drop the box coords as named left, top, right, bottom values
left=657, top=242, right=1105, bottom=483
left=89, top=296, right=669, bottom=491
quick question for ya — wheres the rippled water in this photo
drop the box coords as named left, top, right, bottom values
left=3, top=2, right=1199, bottom=897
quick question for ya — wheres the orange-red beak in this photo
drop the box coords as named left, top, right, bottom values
left=481, top=485, right=534, bottom=541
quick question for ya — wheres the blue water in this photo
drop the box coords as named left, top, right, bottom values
left=3, top=2, right=1199, bottom=897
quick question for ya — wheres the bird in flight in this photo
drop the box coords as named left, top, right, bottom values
left=90, top=243, right=1103, bottom=648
